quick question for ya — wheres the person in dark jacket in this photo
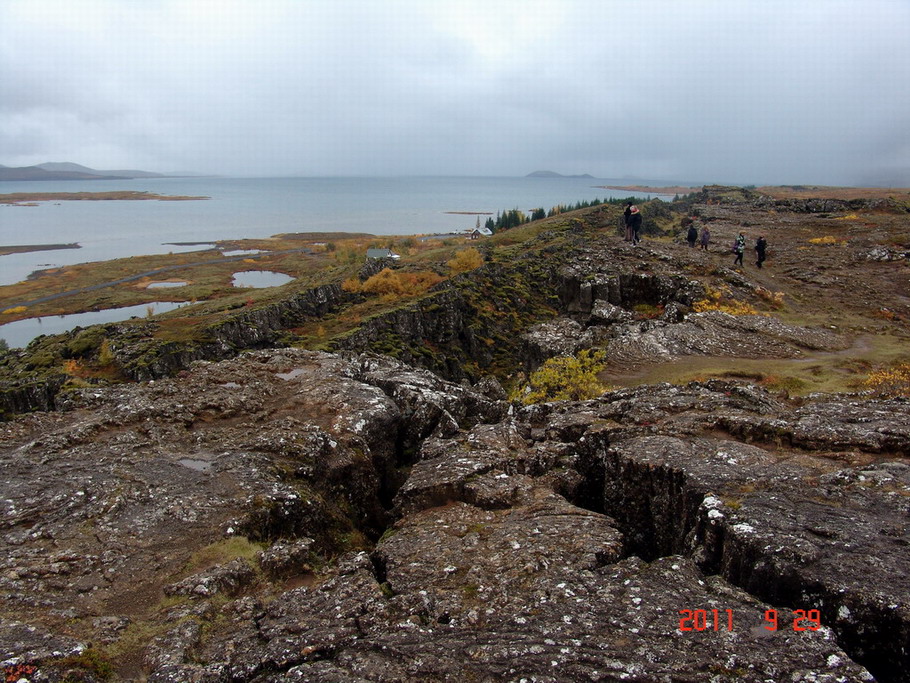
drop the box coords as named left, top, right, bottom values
left=699, top=225, right=710, bottom=250
left=755, top=236, right=767, bottom=268
left=623, top=203, right=633, bottom=241
left=630, top=206, right=642, bottom=245
left=687, top=223, right=698, bottom=247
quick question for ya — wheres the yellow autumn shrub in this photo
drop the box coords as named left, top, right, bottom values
left=361, top=268, right=444, bottom=298
left=692, top=287, right=759, bottom=315
left=865, top=363, right=910, bottom=398
left=448, top=247, right=484, bottom=274
left=342, top=277, right=362, bottom=293
left=515, top=349, right=607, bottom=404
left=808, top=235, right=847, bottom=245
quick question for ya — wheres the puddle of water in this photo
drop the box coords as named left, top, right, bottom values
left=177, top=458, right=213, bottom=472
left=276, top=368, right=306, bottom=381
left=231, top=270, right=294, bottom=289
left=146, top=281, right=188, bottom=288
left=0, top=301, right=192, bottom=349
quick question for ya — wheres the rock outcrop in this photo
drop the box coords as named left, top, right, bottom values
left=2, top=349, right=908, bottom=682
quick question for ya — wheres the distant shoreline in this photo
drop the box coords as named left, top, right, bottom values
left=0, top=191, right=209, bottom=205
left=595, top=184, right=700, bottom=195
left=0, top=243, right=81, bottom=256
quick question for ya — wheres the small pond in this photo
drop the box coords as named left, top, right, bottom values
left=231, top=270, right=294, bottom=289
left=146, top=281, right=189, bottom=288
left=0, top=301, right=193, bottom=349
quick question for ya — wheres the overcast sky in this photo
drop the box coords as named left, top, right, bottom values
left=2, top=0, right=908, bottom=185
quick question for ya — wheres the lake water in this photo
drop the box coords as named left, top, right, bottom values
left=0, top=176, right=665, bottom=287
left=0, top=301, right=192, bottom=349
left=231, top=270, right=295, bottom=289
left=0, top=175, right=671, bottom=347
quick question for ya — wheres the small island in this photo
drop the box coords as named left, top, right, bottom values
left=0, top=191, right=209, bottom=206
left=526, top=170, right=595, bottom=178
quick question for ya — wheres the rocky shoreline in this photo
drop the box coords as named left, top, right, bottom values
left=0, top=191, right=209, bottom=205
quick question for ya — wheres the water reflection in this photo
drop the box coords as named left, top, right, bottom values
left=0, top=301, right=192, bottom=348
left=231, top=271, right=294, bottom=288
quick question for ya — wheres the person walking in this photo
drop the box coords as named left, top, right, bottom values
left=623, top=203, right=633, bottom=241
left=733, top=232, right=746, bottom=267
left=630, top=205, right=642, bottom=245
left=699, top=224, right=710, bottom=250
left=755, top=235, right=767, bottom=268
left=686, top=223, right=698, bottom=248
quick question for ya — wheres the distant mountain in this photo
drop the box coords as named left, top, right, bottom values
left=0, top=162, right=168, bottom=181
left=0, top=165, right=126, bottom=181
left=37, top=162, right=166, bottom=178
left=526, top=170, right=595, bottom=179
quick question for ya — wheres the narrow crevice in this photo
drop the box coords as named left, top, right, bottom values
left=368, top=551, right=388, bottom=586
left=566, top=434, right=705, bottom=562
left=565, top=435, right=907, bottom=683
left=374, top=428, right=412, bottom=513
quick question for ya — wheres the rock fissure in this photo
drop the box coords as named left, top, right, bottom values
left=4, top=352, right=906, bottom=681
left=566, top=426, right=909, bottom=683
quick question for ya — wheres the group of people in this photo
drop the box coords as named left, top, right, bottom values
left=690, top=222, right=767, bottom=268
left=627, top=204, right=768, bottom=268
left=730, top=231, right=768, bottom=268
left=685, top=222, right=711, bottom=251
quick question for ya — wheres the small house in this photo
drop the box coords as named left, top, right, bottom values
left=469, top=227, right=493, bottom=240
left=366, top=248, right=400, bottom=260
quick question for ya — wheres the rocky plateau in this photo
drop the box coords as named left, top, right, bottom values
left=2, top=186, right=910, bottom=681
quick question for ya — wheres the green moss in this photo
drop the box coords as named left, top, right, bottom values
left=183, top=536, right=263, bottom=573
left=48, top=648, right=114, bottom=681
left=66, top=327, right=106, bottom=358
left=378, top=526, right=399, bottom=543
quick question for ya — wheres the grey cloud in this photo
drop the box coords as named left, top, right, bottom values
left=1, top=0, right=909, bottom=184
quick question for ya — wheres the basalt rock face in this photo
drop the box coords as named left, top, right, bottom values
left=2, top=349, right=908, bottom=682
left=0, top=284, right=351, bottom=417
left=115, top=283, right=350, bottom=382
left=557, top=269, right=704, bottom=316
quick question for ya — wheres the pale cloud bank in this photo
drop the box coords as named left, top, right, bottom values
left=2, top=0, right=908, bottom=185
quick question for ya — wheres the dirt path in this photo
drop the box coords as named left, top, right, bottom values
left=600, top=335, right=885, bottom=394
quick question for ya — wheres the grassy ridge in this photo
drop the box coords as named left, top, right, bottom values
left=3, top=188, right=910, bottom=416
